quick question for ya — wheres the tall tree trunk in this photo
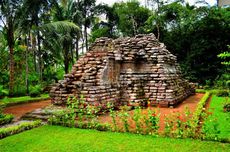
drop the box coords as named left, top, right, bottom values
left=31, top=34, right=37, bottom=71
left=7, top=18, right=15, bottom=97
left=25, top=34, right=29, bottom=95
left=63, top=40, right=69, bottom=74
left=82, top=36, right=85, bottom=54
left=75, top=38, right=79, bottom=60
left=64, top=58, right=69, bottom=74
left=37, top=30, right=42, bottom=82
left=156, top=23, right=160, bottom=40
left=71, top=41, right=74, bottom=64
left=84, top=25, right=88, bottom=51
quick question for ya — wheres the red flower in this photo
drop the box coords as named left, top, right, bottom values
left=127, top=103, right=131, bottom=106
left=95, top=103, right=99, bottom=106
left=83, top=103, right=87, bottom=108
left=177, top=115, right=183, bottom=121
left=152, top=113, right=156, bottom=117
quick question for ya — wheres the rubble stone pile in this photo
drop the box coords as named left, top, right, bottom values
left=50, top=34, right=195, bottom=107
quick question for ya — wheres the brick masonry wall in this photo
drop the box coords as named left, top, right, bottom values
left=50, top=34, right=195, bottom=107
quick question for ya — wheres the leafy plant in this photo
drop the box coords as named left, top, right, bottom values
left=0, top=114, right=14, bottom=125
left=107, top=102, right=118, bottom=132
left=0, top=120, right=42, bottom=139
left=0, top=85, right=8, bottom=99
left=132, top=106, right=142, bottom=134
left=223, top=100, right=230, bottom=112
left=202, top=117, right=221, bottom=141
left=149, top=110, right=160, bottom=136
left=216, top=90, right=229, bottom=97
left=119, top=107, right=130, bottom=132
left=29, top=85, right=42, bottom=97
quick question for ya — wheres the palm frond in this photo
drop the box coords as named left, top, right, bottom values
left=40, top=20, right=80, bottom=35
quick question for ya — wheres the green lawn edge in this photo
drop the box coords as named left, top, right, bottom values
left=204, top=95, right=230, bottom=140
left=0, top=125, right=229, bottom=152
left=0, top=94, right=50, bottom=107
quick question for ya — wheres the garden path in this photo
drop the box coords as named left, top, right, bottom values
left=3, top=100, right=51, bottom=121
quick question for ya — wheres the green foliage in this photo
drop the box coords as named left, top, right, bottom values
left=90, top=26, right=111, bottom=43
left=132, top=106, right=142, bottom=134
left=113, top=1, right=151, bottom=36
left=195, top=89, right=206, bottom=93
left=0, top=85, right=8, bottom=99
left=0, top=120, right=42, bottom=139
left=163, top=93, right=211, bottom=139
left=154, top=3, right=230, bottom=84
left=0, top=114, right=14, bottom=125
left=48, top=96, right=105, bottom=130
left=192, top=92, right=211, bottom=129
left=29, top=85, right=42, bottom=97
left=223, top=102, right=230, bottom=112
left=163, top=109, right=197, bottom=139
left=215, top=45, right=230, bottom=89
left=216, top=90, right=229, bottom=97
left=107, top=102, right=118, bottom=132
left=218, top=45, right=230, bottom=66
left=119, top=107, right=130, bottom=132
left=149, top=110, right=160, bottom=136
left=202, top=96, right=230, bottom=141
left=0, top=94, right=50, bottom=107
left=0, top=104, right=14, bottom=126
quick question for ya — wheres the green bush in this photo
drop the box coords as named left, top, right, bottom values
left=0, top=120, right=42, bottom=139
left=223, top=102, right=230, bottom=112
left=0, top=85, right=8, bottom=99
left=29, top=85, right=42, bottom=97
left=192, top=92, right=211, bottom=132
left=216, top=90, right=229, bottom=97
left=13, top=86, right=27, bottom=97
left=0, top=114, right=14, bottom=125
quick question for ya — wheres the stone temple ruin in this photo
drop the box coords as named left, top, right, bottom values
left=50, top=34, right=195, bottom=107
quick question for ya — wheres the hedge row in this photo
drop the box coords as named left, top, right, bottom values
left=0, top=120, right=42, bottom=139
left=0, top=114, right=14, bottom=125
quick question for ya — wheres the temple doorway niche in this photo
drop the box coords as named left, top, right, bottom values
left=105, top=58, right=121, bottom=85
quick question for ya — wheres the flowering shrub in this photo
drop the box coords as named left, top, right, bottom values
left=163, top=108, right=197, bottom=139
left=48, top=92, right=223, bottom=142
left=132, top=106, right=142, bottom=134
left=119, top=108, right=130, bottom=132
left=149, top=110, right=160, bottom=136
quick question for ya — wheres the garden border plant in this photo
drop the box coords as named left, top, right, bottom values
left=0, top=120, right=42, bottom=139
left=0, top=94, right=50, bottom=107
left=0, top=114, right=14, bottom=125
left=0, top=106, right=14, bottom=125
left=47, top=92, right=230, bottom=143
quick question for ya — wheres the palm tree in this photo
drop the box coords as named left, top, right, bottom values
left=41, top=21, right=80, bottom=74
left=52, top=0, right=82, bottom=61
left=78, top=0, right=96, bottom=51
left=20, top=0, right=53, bottom=81
left=0, top=0, right=23, bottom=96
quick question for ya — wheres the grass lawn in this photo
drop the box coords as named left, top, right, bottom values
left=0, top=94, right=50, bottom=107
left=204, top=95, right=230, bottom=139
left=0, top=125, right=229, bottom=152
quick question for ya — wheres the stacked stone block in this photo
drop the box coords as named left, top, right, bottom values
left=50, top=34, right=195, bottom=107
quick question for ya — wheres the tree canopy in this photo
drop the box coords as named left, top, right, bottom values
left=0, top=0, right=230, bottom=96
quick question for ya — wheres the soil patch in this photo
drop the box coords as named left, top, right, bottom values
left=98, top=93, right=204, bottom=132
left=3, top=100, right=51, bottom=121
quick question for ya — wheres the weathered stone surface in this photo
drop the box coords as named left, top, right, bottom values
left=50, top=34, right=195, bottom=107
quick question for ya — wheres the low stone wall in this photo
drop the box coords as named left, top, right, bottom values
left=50, top=34, right=195, bottom=107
